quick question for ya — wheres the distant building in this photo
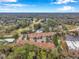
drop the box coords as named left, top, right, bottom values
left=4, top=38, right=15, bottom=43
left=0, top=38, right=15, bottom=45
left=36, top=28, right=43, bottom=33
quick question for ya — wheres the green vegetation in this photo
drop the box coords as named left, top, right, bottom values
left=0, top=44, right=60, bottom=59
left=0, top=14, right=78, bottom=37
left=0, top=13, right=79, bottom=59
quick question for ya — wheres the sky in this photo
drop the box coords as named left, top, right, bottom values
left=0, top=0, right=79, bottom=12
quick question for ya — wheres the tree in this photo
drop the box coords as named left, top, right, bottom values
left=13, top=33, right=19, bottom=39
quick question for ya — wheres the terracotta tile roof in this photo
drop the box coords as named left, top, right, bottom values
left=16, top=39, right=25, bottom=46
left=32, top=41, right=55, bottom=49
left=16, top=39, right=55, bottom=49
left=28, top=32, right=53, bottom=39
left=16, top=32, right=55, bottom=49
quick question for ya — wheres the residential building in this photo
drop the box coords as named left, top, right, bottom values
left=16, top=32, right=56, bottom=49
left=65, top=35, right=79, bottom=57
left=27, top=32, right=54, bottom=42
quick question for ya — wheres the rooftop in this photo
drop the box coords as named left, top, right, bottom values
left=28, top=32, right=54, bottom=39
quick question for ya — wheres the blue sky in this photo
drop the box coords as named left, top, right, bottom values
left=0, top=0, right=79, bottom=12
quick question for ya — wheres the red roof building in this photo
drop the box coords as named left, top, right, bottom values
left=16, top=32, right=56, bottom=49
left=28, top=32, right=54, bottom=39
left=27, top=32, right=55, bottom=42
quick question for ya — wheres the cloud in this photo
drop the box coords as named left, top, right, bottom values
left=4, top=4, right=31, bottom=7
left=51, top=0, right=77, bottom=4
left=0, top=3, right=35, bottom=8
left=0, top=3, right=36, bottom=12
left=57, top=6, right=75, bottom=11
left=0, top=6, right=32, bottom=12
left=0, top=0, right=17, bottom=2
left=0, top=5, right=24, bottom=12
